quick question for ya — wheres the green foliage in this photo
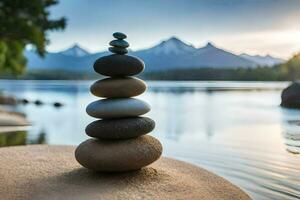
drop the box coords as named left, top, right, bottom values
left=0, top=40, right=27, bottom=74
left=0, top=0, right=66, bottom=75
left=142, top=67, right=282, bottom=81
left=143, top=54, right=300, bottom=81
left=0, top=131, right=27, bottom=147
left=0, top=131, right=48, bottom=147
left=277, top=54, right=300, bottom=81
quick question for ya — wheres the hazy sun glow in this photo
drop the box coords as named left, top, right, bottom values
left=210, top=30, right=300, bottom=59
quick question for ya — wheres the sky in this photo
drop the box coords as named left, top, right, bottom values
left=48, top=0, right=300, bottom=59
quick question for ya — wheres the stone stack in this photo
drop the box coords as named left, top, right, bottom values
left=75, top=32, right=163, bottom=172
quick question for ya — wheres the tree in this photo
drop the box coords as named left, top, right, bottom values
left=280, top=53, right=300, bottom=81
left=0, top=0, right=66, bottom=75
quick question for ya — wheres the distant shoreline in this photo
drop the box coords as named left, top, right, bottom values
left=0, top=65, right=294, bottom=82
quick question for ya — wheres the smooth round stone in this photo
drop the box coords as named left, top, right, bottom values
left=0, top=145, right=251, bottom=200
left=90, top=77, right=146, bottom=98
left=86, top=98, right=150, bottom=119
left=109, top=47, right=128, bottom=55
left=94, top=54, right=144, bottom=76
left=85, top=117, right=155, bottom=139
left=113, top=32, right=127, bottom=39
left=109, top=39, right=129, bottom=48
left=75, top=135, right=163, bottom=172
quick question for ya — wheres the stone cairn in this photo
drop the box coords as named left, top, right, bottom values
left=75, top=32, right=163, bottom=172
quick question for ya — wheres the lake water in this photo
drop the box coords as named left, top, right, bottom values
left=0, top=80, right=300, bottom=200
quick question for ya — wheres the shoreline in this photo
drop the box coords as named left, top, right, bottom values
left=0, top=110, right=29, bottom=127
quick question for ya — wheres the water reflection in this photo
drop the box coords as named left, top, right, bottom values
left=281, top=120, right=300, bottom=154
left=281, top=108, right=300, bottom=154
left=0, top=131, right=46, bottom=147
left=203, top=92, right=215, bottom=140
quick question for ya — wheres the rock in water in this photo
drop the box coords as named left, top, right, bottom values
left=75, top=135, right=162, bottom=172
left=281, top=82, right=300, bottom=109
left=93, top=54, right=144, bottom=76
left=85, top=117, right=155, bottom=139
left=86, top=98, right=150, bottom=119
left=90, top=77, right=147, bottom=98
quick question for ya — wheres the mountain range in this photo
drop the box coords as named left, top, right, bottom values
left=25, top=37, right=285, bottom=73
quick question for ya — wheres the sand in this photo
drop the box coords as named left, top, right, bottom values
left=0, top=145, right=251, bottom=200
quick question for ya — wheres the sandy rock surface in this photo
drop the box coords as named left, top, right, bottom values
left=0, top=145, right=251, bottom=200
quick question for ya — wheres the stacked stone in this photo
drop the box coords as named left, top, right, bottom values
left=75, top=32, right=163, bottom=172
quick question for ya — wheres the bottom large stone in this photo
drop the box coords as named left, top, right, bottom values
left=75, top=135, right=163, bottom=172
left=0, top=145, right=251, bottom=200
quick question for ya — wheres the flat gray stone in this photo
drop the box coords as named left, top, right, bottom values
left=108, top=47, right=128, bottom=55
left=85, top=117, right=155, bottom=139
left=93, top=54, right=144, bottom=76
left=86, top=98, right=150, bottom=119
left=109, top=39, right=129, bottom=48
left=0, top=145, right=252, bottom=200
left=90, top=77, right=147, bottom=98
left=75, top=135, right=163, bottom=172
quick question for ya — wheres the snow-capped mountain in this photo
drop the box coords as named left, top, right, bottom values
left=142, top=37, right=196, bottom=55
left=181, top=42, right=257, bottom=68
left=25, top=37, right=285, bottom=73
left=133, top=40, right=256, bottom=71
left=60, top=44, right=90, bottom=57
left=240, top=53, right=285, bottom=66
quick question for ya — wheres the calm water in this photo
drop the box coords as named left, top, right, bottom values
left=0, top=80, right=300, bottom=200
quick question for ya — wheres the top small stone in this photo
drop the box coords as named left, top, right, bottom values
left=113, top=32, right=127, bottom=40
